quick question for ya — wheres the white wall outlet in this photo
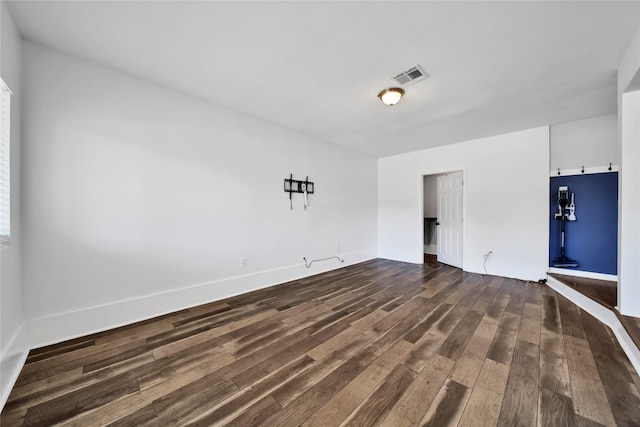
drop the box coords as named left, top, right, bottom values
left=240, top=257, right=247, bottom=268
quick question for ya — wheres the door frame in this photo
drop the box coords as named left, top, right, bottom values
left=420, top=168, right=467, bottom=268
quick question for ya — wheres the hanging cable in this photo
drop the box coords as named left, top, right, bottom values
left=303, top=256, right=344, bottom=268
left=482, top=251, right=492, bottom=275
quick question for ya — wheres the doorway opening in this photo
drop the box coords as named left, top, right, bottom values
left=423, top=170, right=463, bottom=268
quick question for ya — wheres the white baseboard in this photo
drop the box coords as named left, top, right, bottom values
left=1, top=248, right=376, bottom=411
left=1, top=323, right=29, bottom=409
left=548, top=267, right=617, bottom=282
left=27, top=248, right=377, bottom=350
left=422, top=246, right=437, bottom=255
left=546, top=275, right=640, bottom=376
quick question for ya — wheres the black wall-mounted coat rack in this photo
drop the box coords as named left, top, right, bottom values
left=284, top=174, right=314, bottom=210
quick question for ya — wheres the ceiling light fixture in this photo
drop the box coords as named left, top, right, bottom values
left=378, top=87, right=404, bottom=106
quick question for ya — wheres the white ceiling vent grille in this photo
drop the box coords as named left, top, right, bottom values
left=391, top=64, right=429, bottom=86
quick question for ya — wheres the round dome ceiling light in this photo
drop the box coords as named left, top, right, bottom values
left=378, top=87, right=404, bottom=106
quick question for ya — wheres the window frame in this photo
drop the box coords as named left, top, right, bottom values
left=1, top=77, right=11, bottom=245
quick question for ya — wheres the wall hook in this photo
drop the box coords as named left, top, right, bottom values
left=581, top=166, right=585, bottom=174
left=609, top=162, right=612, bottom=171
left=557, top=168, right=561, bottom=176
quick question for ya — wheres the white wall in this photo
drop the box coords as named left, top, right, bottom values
left=619, top=26, right=640, bottom=95
left=0, top=0, right=27, bottom=408
left=21, top=41, right=378, bottom=347
left=619, top=91, right=640, bottom=316
left=379, top=127, right=549, bottom=281
left=550, top=114, right=618, bottom=172
left=618, top=24, right=640, bottom=316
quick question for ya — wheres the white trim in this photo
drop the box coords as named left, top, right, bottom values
left=1, top=323, right=29, bottom=410
left=546, top=275, right=640, bottom=376
left=0, top=79, right=12, bottom=95
left=550, top=165, right=619, bottom=177
left=1, top=249, right=376, bottom=410
left=419, top=167, right=466, bottom=267
left=0, top=79, right=10, bottom=243
left=548, top=267, right=617, bottom=282
left=26, top=248, right=377, bottom=349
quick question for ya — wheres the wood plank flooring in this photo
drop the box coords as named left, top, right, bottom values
left=548, top=272, right=640, bottom=359
left=620, top=315, right=640, bottom=353
left=2, top=259, right=639, bottom=426
left=548, top=273, right=617, bottom=309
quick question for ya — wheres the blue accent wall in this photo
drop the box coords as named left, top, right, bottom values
left=549, top=172, right=618, bottom=274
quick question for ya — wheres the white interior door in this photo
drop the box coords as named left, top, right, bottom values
left=437, top=171, right=463, bottom=268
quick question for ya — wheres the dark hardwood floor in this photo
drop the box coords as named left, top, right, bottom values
left=2, top=259, right=639, bottom=426
left=620, top=315, right=640, bottom=353
left=548, top=273, right=617, bottom=309
left=423, top=253, right=437, bottom=264
left=548, top=272, right=640, bottom=356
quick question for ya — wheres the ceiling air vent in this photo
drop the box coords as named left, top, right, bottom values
left=391, top=64, right=429, bottom=86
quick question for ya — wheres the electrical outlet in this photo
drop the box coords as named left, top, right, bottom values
left=241, top=257, right=247, bottom=268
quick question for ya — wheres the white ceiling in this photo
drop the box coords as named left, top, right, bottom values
left=6, top=1, right=640, bottom=158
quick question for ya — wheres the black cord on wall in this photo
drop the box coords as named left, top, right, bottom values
left=303, top=256, right=344, bottom=268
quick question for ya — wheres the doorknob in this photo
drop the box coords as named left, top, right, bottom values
left=435, top=222, right=440, bottom=226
